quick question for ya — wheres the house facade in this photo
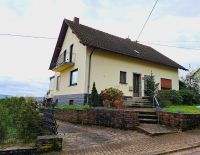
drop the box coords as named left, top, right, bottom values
left=48, top=17, right=186, bottom=105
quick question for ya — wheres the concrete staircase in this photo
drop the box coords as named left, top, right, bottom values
left=139, top=111, right=158, bottom=124
left=125, top=97, right=158, bottom=124
left=124, top=97, right=153, bottom=108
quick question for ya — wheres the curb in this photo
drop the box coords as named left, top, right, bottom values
left=155, top=142, right=200, bottom=155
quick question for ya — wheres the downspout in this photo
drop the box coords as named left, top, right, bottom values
left=87, top=48, right=95, bottom=104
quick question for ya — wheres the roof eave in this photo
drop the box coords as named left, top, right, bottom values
left=49, top=20, right=69, bottom=70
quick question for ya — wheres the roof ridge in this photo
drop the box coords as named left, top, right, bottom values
left=64, top=18, right=139, bottom=44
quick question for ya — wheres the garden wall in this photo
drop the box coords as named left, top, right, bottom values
left=54, top=108, right=139, bottom=129
left=159, top=111, right=200, bottom=130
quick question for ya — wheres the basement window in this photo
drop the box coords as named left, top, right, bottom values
left=69, top=100, right=74, bottom=105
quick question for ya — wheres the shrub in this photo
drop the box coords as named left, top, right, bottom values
left=145, top=72, right=159, bottom=96
left=0, top=97, right=41, bottom=144
left=100, top=87, right=124, bottom=108
left=16, top=98, right=40, bottom=141
left=89, top=82, right=100, bottom=107
left=179, top=89, right=196, bottom=105
left=113, top=99, right=124, bottom=109
left=193, top=94, right=200, bottom=104
left=157, top=90, right=183, bottom=107
left=169, top=90, right=183, bottom=104
left=0, top=120, right=6, bottom=143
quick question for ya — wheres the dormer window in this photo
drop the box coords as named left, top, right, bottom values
left=134, top=50, right=140, bottom=54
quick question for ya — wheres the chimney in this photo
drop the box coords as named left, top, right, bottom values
left=125, top=38, right=131, bottom=41
left=73, top=17, right=79, bottom=24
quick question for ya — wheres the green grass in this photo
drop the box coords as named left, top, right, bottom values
left=162, top=105, right=200, bottom=114
left=55, top=105, right=90, bottom=110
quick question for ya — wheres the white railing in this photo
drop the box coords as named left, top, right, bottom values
left=153, top=95, right=159, bottom=108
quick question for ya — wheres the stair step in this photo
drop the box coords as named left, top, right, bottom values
left=142, top=96, right=152, bottom=100
left=139, top=118, right=158, bottom=124
left=139, top=114, right=157, bottom=118
left=129, top=105, right=153, bottom=108
left=135, top=100, right=152, bottom=103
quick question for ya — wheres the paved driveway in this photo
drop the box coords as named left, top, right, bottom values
left=57, top=121, right=148, bottom=151
left=45, top=121, right=200, bottom=155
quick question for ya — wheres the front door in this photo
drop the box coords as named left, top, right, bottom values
left=133, top=74, right=140, bottom=97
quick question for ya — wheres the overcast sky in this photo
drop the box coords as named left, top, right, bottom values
left=0, top=0, right=200, bottom=97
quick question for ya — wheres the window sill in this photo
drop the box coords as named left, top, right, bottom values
left=69, top=83, right=77, bottom=87
left=119, top=82, right=128, bottom=85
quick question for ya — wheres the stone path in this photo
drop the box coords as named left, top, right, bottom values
left=169, top=147, right=200, bottom=155
left=44, top=121, right=200, bottom=155
left=57, top=121, right=148, bottom=151
left=136, top=123, right=178, bottom=136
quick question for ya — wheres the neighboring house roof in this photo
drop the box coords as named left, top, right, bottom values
left=49, top=18, right=187, bottom=70
left=193, top=68, right=200, bottom=78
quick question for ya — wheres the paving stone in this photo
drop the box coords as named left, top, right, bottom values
left=136, top=123, right=178, bottom=136
left=44, top=121, right=200, bottom=155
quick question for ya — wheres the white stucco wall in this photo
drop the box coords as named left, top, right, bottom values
left=51, top=27, right=87, bottom=96
left=88, top=48, right=179, bottom=97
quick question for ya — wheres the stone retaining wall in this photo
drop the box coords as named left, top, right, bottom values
left=55, top=108, right=139, bottom=129
left=159, top=111, right=200, bottom=130
left=0, top=135, right=62, bottom=155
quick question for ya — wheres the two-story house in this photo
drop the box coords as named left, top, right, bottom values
left=48, top=17, right=186, bottom=105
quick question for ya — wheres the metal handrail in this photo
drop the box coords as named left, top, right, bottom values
left=145, top=89, right=159, bottom=107
left=53, top=52, right=76, bottom=67
left=152, top=95, right=161, bottom=124
left=153, top=95, right=159, bottom=108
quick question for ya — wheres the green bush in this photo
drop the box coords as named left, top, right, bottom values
left=179, top=89, right=196, bottom=105
left=193, top=94, right=200, bottom=104
left=0, top=97, right=40, bottom=144
left=16, top=98, right=40, bottom=141
left=100, top=87, right=124, bottom=108
left=157, top=90, right=183, bottom=107
left=0, top=120, right=6, bottom=143
left=169, top=90, right=183, bottom=104
left=89, top=82, right=100, bottom=107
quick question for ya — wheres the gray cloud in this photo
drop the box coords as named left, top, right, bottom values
left=0, top=76, right=48, bottom=97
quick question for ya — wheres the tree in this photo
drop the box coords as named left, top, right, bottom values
left=89, top=82, right=99, bottom=107
left=180, top=70, right=200, bottom=94
left=145, top=71, right=159, bottom=96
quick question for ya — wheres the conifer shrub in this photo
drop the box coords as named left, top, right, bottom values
left=89, top=82, right=100, bottom=107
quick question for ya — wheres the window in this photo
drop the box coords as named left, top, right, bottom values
left=70, top=44, right=73, bottom=62
left=70, top=69, right=78, bottom=85
left=161, top=78, right=172, bottom=90
left=120, top=71, right=127, bottom=84
left=69, top=100, right=74, bottom=105
left=56, top=76, right=60, bottom=90
left=49, top=76, right=55, bottom=90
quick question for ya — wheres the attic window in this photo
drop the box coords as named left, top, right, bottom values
left=134, top=50, right=140, bottom=54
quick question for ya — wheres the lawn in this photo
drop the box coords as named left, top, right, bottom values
left=55, top=105, right=90, bottom=110
left=162, top=105, right=200, bottom=114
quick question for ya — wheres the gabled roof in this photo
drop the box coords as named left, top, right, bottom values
left=193, top=68, right=200, bottom=77
left=49, top=18, right=187, bottom=70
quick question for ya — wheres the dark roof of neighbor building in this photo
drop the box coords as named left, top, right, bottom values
left=49, top=18, right=187, bottom=70
left=193, top=68, right=200, bottom=77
